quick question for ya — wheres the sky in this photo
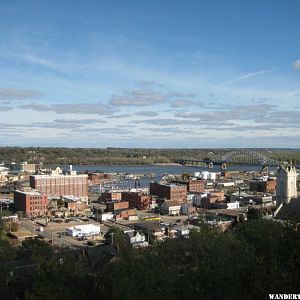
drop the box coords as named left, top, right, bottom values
left=0, top=0, right=300, bottom=148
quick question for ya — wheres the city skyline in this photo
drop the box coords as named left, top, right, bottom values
left=0, top=0, right=300, bottom=148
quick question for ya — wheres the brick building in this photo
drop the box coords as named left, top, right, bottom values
left=171, top=179, right=205, bottom=193
left=99, top=192, right=122, bottom=203
left=14, top=190, right=48, bottom=217
left=150, top=182, right=187, bottom=203
left=249, top=179, right=276, bottom=193
left=30, top=170, right=88, bottom=203
left=122, top=192, right=151, bottom=210
left=88, top=172, right=112, bottom=184
left=63, top=195, right=87, bottom=213
left=115, top=208, right=137, bottom=220
left=106, top=201, right=129, bottom=212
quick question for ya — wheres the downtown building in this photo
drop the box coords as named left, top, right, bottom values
left=14, top=189, right=48, bottom=217
left=30, top=167, right=88, bottom=203
left=122, top=191, right=151, bottom=210
left=150, top=182, right=187, bottom=203
left=171, top=179, right=205, bottom=193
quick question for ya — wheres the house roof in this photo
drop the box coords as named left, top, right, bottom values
left=275, top=197, right=300, bottom=222
left=162, top=200, right=181, bottom=207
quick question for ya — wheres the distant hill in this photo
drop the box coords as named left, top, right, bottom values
left=0, top=147, right=299, bottom=166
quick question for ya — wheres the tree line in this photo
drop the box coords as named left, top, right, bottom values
left=0, top=147, right=299, bottom=166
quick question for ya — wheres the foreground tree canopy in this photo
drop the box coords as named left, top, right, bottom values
left=0, top=219, right=299, bottom=299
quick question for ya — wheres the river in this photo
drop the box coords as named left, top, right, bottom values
left=66, top=164, right=279, bottom=189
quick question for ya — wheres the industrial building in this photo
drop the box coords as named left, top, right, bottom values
left=30, top=167, right=88, bottom=203
left=66, top=224, right=101, bottom=237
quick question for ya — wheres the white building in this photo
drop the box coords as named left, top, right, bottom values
left=99, top=212, right=114, bottom=222
left=276, top=164, right=297, bottom=205
left=124, top=230, right=148, bottom=247
left=161, top=201, right=181, bottom=216
left=191, top=192, right=208, bottom=207
left=66, top=224, right=100, bottom=237
left=175, top=225, right=199, bottom=238
left=226, top=201, right=240, bottom=210
left=217, top=181, right=235, bottom=187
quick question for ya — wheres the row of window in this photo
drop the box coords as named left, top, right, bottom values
left=29, top=206, right=47, bottom=211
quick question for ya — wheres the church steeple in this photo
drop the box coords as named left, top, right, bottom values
left=276, top=163, right=297, bottom=205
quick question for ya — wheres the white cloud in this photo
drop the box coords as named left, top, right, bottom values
left=223, top=68, right=277, bottom=85
left=293, top=60, right=300, bottom=70
left=110, top=90, right=167, bottom=106
left=0, top=88, right=41, bottom=101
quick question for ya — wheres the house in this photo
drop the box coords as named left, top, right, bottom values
left=181, top=202, right=196, bottom=215
left=134, top=222, right=165, bottom=242
left=124, top=230, right=148, bottom=247
left=175, top=225, right=199, bottom=238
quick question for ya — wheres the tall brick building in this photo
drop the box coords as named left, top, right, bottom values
left=14, top=190, right=48, bottom=217
left=249, top=179, right=276, bottom=193
left=150, top=182, right=187, bottom=203
left=171, top=179, right=205, bottom=193
left=30, top=170, right=88, bottom=203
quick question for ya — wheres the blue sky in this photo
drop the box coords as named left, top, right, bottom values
left=0, top=0, right=299, bottom=148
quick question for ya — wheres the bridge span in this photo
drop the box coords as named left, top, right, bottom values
left=173, top=150, right=280, bottom=171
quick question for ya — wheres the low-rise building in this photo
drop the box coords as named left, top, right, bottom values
left=171, top=179, right=205, bottom=193
left=249, top=178, right=276, bottom=193
left=121, top=191, right=151, bottom=210
left=134, top=222, right=165, bottom=242
left=191, top=192, right=209, bottom=207
left=99, top=192, right=122, bottom=203
left=150, top=182, right=187, bottom=203
left=106, top=201, right=129, bottom=212
left=114, top=208, right=137, bottom=220
left=181, top=202, right=196, bottom=215
left=66, top=224, right=101, bottom=237
left=161, top=200, right=181, bottom=216
left=63, top=195, right=87, bottom=214
left=212, top=201, right=240, bottom=210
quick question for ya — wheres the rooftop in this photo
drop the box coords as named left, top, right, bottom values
left=15, top=189, right=44, bottom=196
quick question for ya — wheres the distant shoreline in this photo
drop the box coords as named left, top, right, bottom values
left=151, top=163, right=182, bottom=166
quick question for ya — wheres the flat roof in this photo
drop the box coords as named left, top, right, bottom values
left=67, top=224, right=100, bottom=231
left=31, top=174, right=88, bottom=178
left=15, top=189, right=44, bottom=196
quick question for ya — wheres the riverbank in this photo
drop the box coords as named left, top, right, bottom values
left=151, top=163, right=182, bottom=166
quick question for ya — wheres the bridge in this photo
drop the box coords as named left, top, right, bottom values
left=173, top=150, right=280, bottom=171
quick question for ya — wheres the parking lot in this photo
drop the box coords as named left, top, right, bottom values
left=20, top=217, right=109, bottom=248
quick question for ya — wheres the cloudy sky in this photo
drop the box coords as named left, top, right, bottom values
left=0, top=0, right=299, bottom=148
